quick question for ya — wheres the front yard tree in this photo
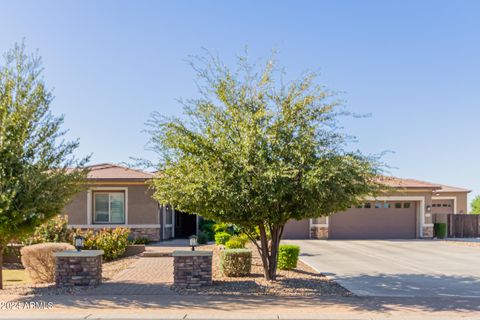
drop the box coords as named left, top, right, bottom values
left=470, top=195, right=480, bottom=214
left=148, top=53, right=382, bottom=280
left=0, top=43, right=88, bottom=289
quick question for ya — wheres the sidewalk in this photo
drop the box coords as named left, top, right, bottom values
left=1, top=293, right=480, bottom=319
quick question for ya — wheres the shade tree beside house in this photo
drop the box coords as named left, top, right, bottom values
left=146, top=53, right=384, bottom=280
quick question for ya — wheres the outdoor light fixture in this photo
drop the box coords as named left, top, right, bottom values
left=189, top=235, right=198, bottom=251
left=426, top=205, right=431, bottom=212
left=74, top=235, right=84, bottom=252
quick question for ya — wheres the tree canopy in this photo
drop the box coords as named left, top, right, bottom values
left=148, top=53, right=383, bottom=279
left=470, top=195, right=480, bottom=214
left=0, top=43, right=88, bottom=288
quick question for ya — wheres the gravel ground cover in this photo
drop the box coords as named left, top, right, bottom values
left=174, top=243, right=351, bottom=296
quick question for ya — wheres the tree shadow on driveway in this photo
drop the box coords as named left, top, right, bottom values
left=6, top=273, right=480, bottom=314
left=329, top=272, right=480, bottom=298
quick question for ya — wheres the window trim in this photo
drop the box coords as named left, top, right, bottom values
left=93, top=191, right=126, bottom=224
left=87, top=187, right=129, bottom=225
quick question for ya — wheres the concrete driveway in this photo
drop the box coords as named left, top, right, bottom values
left=286, top=240, right=480, bottom=297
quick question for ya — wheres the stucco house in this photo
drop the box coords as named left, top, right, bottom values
left=63, top=163, right=470, bottom=241
left=284, top=176, right=470, bottom=239
left=64, top=163, right=197, bottom=242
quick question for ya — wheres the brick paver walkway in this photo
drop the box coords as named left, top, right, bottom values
left=82, top=257, right=173, bottom=295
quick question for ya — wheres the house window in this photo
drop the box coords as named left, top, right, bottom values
left=384, top=203, right=391, bottom=209
left=395, top=203, right=402, bottom=209
left=364, top=203, right=371, bottom=208
left=375, top=202, right=382, bottom=208
left=93, top=192, right=125, bottom=224
left=403, top=202, right=411, bottom=209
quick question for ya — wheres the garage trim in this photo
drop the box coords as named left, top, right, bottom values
left=365, top=196, right=425, bottom=237
left=308, top=196, right=428, bottom=238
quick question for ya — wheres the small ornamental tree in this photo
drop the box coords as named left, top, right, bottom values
left=148, top=53, right=383, bottom=280
left=0, top=43, right=88, bottom=289
left=471, top=195, right=480, bottom=214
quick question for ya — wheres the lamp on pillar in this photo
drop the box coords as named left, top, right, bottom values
left=74, top=235, right=84, bottom=252
left=189, top=235, right=198, bottom=251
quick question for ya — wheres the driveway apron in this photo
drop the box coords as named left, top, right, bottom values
left=286, top=240, right=480, bottom=298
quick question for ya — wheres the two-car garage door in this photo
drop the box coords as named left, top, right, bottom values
left=329, top=201, right=417, bottom=239
left=283, top=201, right=417, bottom=239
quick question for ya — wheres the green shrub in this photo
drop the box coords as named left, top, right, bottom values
left=197, top=231, right=209, bottom=244
left=225, top=234, right=249, bottom=249
left=94, top=228, right=130, bottom=260
left=278, top=244, right=300, bottom=270
left=213, top=222, right=235, bottom=234
left=23, top=215, right=71, bottom=245
left=220, top=249, right=252, bottom=277
left=199, top=219, right=216, bottom=241
left=131, top=237, right=150, bottom=245
left=74, top=227, right=130, bottom=261
left=434, top=223, right=447, bottom=239
left=215, top=231, right=232, bottom=245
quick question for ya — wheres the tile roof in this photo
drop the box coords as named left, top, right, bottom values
left=83, top=164, right=470, bottom=192
left=434, top=184, right=471, bottom=193
left=378, top=176, right=470, bottom=193
left=86, top=163, right=154, bottom=180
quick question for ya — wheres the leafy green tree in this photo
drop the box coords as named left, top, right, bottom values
left=0, top=43, right=88, bottom=289
left=148, top=53, right=383, bottom=280
left=470, top=195, right=480, bottom=214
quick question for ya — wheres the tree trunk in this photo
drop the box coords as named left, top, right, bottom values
left=256, top=223, right=285, bottom=281
left=0, top=245, right=4, bottom=290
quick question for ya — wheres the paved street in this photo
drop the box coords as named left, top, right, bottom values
left=286, top=239, right=480, bottom=297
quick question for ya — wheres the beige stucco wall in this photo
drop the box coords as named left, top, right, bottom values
left=433, top=192, right=468, bottom=214
left=127, top=185, right=159, bottom=224
left=64, top=191, right=88, bottom=224
left=63, top=183, right=159, bottom=226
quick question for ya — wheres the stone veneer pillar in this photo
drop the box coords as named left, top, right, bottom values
left=172, top=250, right=213, bottom=288
left=54, top=250, right=104, bottom=287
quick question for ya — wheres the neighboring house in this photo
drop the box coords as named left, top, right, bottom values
left=64, top=163, right=470, bottom=241
left=283, top=176, right=470, bottom=240
left=63, top=163, right=197, bottom=242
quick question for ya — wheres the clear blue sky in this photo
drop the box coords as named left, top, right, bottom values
left=2, top=1, right=479, bottom=207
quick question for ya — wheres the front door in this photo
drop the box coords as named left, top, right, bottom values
left=174, top=211, right=197, bottom=238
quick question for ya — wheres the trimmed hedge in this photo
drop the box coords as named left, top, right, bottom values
left=215, top=232, right=231, bottom=245
left=221, top=249, right=252, bottom=277
left=434, top=222, right=447, bottom=239
left=278, top=244, right=300, bottom=270
left=21, top=242, right=75, bottom=283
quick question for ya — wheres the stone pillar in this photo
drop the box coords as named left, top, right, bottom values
left=54, top=250, right=104, bottom=287
left=422, top=226, right=434, bottom=238
left=172, top=250, right=213, bottom=288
